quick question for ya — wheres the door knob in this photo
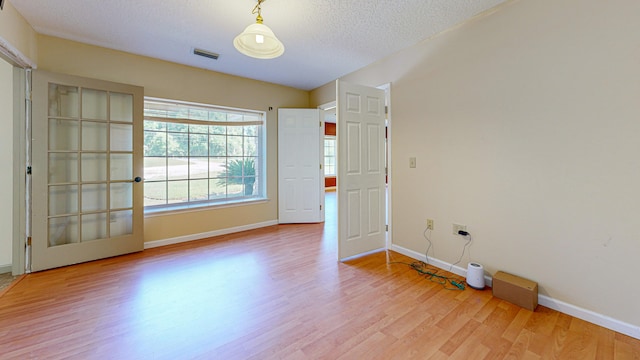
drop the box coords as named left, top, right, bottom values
left=134, top=177, right=142, bottom=183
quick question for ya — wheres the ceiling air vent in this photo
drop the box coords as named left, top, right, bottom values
left=193, top=48, right=219, bottom=60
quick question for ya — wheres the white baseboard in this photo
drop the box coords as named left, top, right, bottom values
left=390, top=244, right=640, bottom=340
left=0, top=264, right=11, bottom=274
left=538, top=295, right=640, bottom=339
left=144, top=220, right=279, bottom=249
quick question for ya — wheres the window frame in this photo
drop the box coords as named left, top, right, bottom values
left=324, top=135, right=336, bottom=177
left=143, top=97, right=267, bottom=213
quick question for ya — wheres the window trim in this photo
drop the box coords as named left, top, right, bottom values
left=324, top=135, right=337, bottom=177
left=143, top=97, right=267, bottom=213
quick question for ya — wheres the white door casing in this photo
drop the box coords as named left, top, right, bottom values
left=337, top=80, right=386, bottom=260
left=278, top=108, right=323, bottom=223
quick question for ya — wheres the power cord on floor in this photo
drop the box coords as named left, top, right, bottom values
left=388, top=227, right=465, bottom=291
left=407, top=261, right=465, bottom=290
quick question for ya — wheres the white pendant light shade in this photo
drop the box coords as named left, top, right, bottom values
left=234, top=22, right=284, bottom=59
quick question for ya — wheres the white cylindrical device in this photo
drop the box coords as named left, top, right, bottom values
left=466, top=262, right=485, bottom=290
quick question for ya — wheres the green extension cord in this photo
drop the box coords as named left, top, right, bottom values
left=406, top=261, right=466, bottom=291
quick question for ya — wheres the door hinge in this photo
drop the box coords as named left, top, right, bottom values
left=320, top=164, right=322, bottom=170
left=26, top=237, right=32, bottom=246
left=320, top=121, right=322, bottom=127
left=385, top=167, right=388, bottom=176
left=26, top=166, right=32, bottom=175
left=320, top=204, right=322, bottom=211
left=385, top=105, right=388, bottom=114
left=385, top=225, right=389, bottom=232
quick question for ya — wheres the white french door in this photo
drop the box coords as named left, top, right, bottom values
left=337, top=80, right=386, bottom=260
left=30, top=71, right=144, bottom=272
left=277, top=108, right=323, bottom=223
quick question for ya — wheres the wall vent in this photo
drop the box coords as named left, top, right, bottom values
left=193, top=48, right=219, bottom=60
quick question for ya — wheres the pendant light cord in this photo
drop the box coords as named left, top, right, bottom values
left=252, top=0, right=264, bottom=23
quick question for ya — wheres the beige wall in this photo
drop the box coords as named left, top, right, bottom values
left=0, top=0, right=37, bottom=63
left=0, top=58, right=13, bottom=268
left=36, top=35, right=310, bottom=243
left=312, top=0, right=640, bottom=328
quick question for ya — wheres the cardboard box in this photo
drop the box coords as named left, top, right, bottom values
left=492, top=271, right=538, bottom=311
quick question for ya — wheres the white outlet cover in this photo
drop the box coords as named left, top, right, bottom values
left=452, top=223, right=467, bottom=235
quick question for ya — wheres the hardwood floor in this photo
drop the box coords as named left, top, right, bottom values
left=1, top=204, right=639, bottom=358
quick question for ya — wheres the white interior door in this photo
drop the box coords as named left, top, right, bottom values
left=31, top=71, right=144, bottom=271
left=337, top=80, right=386, bottom=260
left=278, top=108, right=323, bottom=223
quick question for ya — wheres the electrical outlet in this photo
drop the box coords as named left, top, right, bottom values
left=452, top=223, right=467, bottom=235
left=426, top=219, right=434, bottom=230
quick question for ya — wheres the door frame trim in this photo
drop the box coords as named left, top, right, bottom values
left=318, top=101, right=337, bottom=224
left=0, top=36, right=36, bottom=69
left=12, top=67, right=29, bottom=274
left=378, top=83, right=392, bottom=250
left=0, top=33, right=33, bottom=275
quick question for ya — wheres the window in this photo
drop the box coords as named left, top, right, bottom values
left=143, top=98, right=265, bottom=211
left=324, top=136, right=336, bottom=176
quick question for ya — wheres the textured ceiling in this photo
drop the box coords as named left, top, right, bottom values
left=11, top=0, right=509, bottom=90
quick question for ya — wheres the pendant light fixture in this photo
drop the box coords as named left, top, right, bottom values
left=233, top=0, right=284, bottom=59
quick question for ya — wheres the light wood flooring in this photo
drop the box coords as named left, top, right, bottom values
left=1, top=202, right=639, bottom=358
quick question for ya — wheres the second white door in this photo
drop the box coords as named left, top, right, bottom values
left=278, top=108, right=323, bottom=223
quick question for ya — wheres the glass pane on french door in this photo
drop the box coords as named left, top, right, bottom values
left=31, top=71, right=143, bottom=272
left=48, top=86, right=130, bottom=245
